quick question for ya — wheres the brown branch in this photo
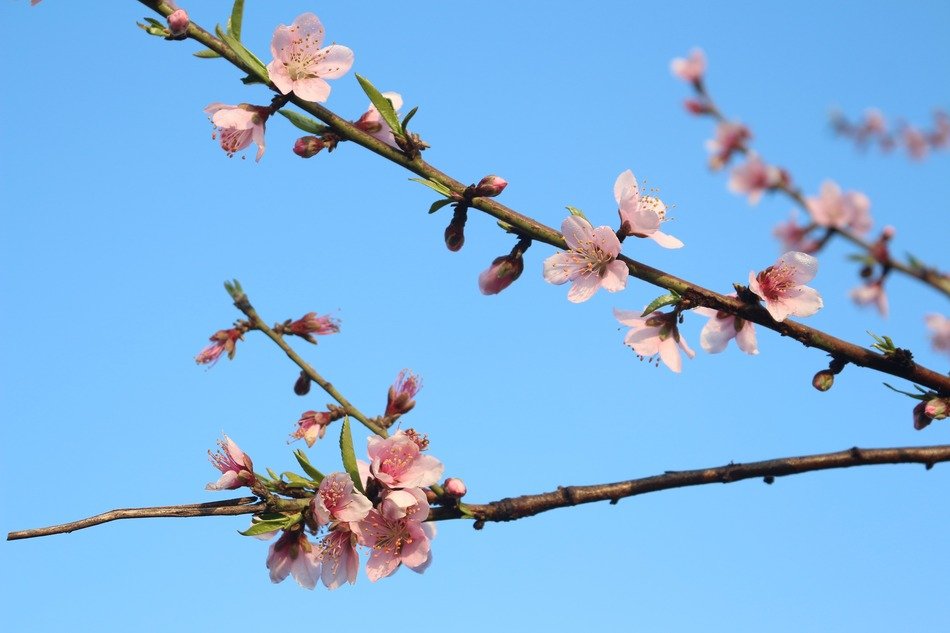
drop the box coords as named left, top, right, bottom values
left=432, top=444, right=950, bottom=523
left=11, top=445, right=948, bottom=540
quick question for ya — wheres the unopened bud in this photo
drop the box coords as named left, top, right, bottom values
left=925, top=397, right=949, bottom=420
left=812, top=369, right=835, bottom=392
left=474, top=175, right=508, bottom=197
left=294, top=371, right=312, bottom=396
left=913, top=401, right=932, bottom=430
left=882, top=225, right=896, bottom=240
left=293, top=136, right=325, bottom=158
left=167, top=9, right=190, bottom=36
left=478, top=253, right=524, bottom=295
left=444, top=216, right=466, bottom=252
left=443, top=477, right=467, bottom=499
left=684, top=98, right=712, bottom=115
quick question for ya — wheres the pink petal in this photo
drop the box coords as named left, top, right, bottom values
left=614, top=169, right=639, bottom=206
left=310, top=45, right=355, bottom=80
left=289, top=77, right=332, bottom=103
left=600, top=260, right=629, bottom=292
left=650, top=230, right=684, bottom=249
left=784, top=286, right=823, bottom=317
left=626, top=328, right=662, bottom=356
left=764, top=299, right=792, bottom=322
left=561, top=216, right=595, bottom=250
left=777, top=251, right=819, bottom=284
left=613, top=308, right=646, bottom=327
left=735, top=322, right=759, bottom=355
left=657, top=337, right=683, bottom=372
left=542, top=252, right=574, bottom=284
left=567, top=274, right=601, bottom=303
left=591, top=225, right=622, bottom=257
left=699, top=317, right=733, bottom=354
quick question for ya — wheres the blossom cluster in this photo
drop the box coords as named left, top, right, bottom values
left=831, top=108, right=950, bottom=160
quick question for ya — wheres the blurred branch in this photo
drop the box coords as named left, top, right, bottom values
left=11, top=445, right=949, bottom=540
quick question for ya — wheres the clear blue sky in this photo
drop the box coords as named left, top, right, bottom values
left=2, top=1, right=948, bottom=631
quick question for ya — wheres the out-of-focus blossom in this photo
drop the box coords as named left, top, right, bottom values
left=479, top=252, right=524, bottom=295
left=385, top=370, right=421, bottom=418
left=728, top=154, right=787, bottom=205
left=614, top=308, right=695, bottom=373
left=366, top=430, right=444, bottom=490
left=684, top=98, right=713, bottom=115
left=206, top=435, right=255, bottom=490
left=195, top=328, right=243, bottom=365
left=543, top=216, right=628, bottom=302
left=353, top=91, right=403, bottom=148
left=902, top=125, right=929, bottom=160
left=354, top=509, right=435, bottom=582
left=861, top=108, right=887, bottom=136
left=614, top=170, right=683, bottom=248
left=931, top=110, right=950, bottom=148
left=749, top=251, right=823, bottom=322
left=267, top=13, right=354, bottom=103
left=694, top=295, right=758, bottom=355
left=806, top=180, right=872, bottom=235
left=319, top=527, right=360, bottom=590
left=670, top=48, right=706, bottom=83
left=925, top=314, right=950, bottom=356
left=285, top=312, right=340, bottom=343
left=850, top=280, right=888, bottom=317
left=706, top=121, right=751, bottom=170
left=292, top=410, right=332, bottom=447
left=443, top=477, right=467, bottom=498
left=311, top=472, right=373, bottom=526
left=773, top=210, right=818, bottom=254
left=167, top=8, right=189, bottom=36
left=204, top=103, right=269, bottom=161
left=267, top=530, right=322, bottom=589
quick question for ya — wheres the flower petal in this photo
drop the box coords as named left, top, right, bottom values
left=561, top=215, right=595, bottom=250
left=567, top=274, right=601, bottom=303
left=600, top=260, right=629, bottom=293
left=614, top=169, right=639, bottom=206
left=650, top=230, right=684, bottom=249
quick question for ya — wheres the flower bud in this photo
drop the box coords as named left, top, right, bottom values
left=167, top=9, right=190, bottom=36
left=385, top=370, right=421, bottom=418
left=443, top=477, right=467, bottom=499
left=913, top=401, right=932, bottom=430
left=478, top=253, right=524, bottom=295
left=474, top=175, right=508, bottom=197
left=684, top=99, right=712, bottom=115
left=812, top=369, right=834, bottom=392
left=294, top=371, right=312, bottom=396
left=444, top=217, right=465, bottom=252
left=925, top=397, right=949, bottom=420
left=293, top=136, right=325, bottom=158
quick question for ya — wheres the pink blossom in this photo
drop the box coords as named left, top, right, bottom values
left=850, top=280, right=888, bottom=317
left=385, top=369, right=422, bottom=417
left=267, top=13, right=354, bottom=103
left=285, top=312, right=340, bottom=343
left=694, top=295, right=758, bottom=355
left=614, top=170, right=683, bottom=248
left=773, top=210, right=818, bottom=254
left=543, top=216, right=629, bottom=302
left=292, top=410, right=332, bottom=447
left=443, top=477, right=467, bottom=498
left=806, top=181, right=872, bottom=234
left=727, top=154, right=786, bottom=205
left=613, top=308, right=695, bottom=373
left=861, top=108, right=887, bottom=136
left=478, top=252, right=524, bottom=295
left=354, top=509, right=435, bottom=581
left=925, top=314, right=950, bottom=356
left=266, top=530, right=322, bottom=589
left=195, top=327, right=243, bottom=365
left=319, top=527, right=360, bottom=589
left=312, top=472, right=373, bottom=526
left=204, top=103, right=268, bottom=161
left=902, top=125, right=929, bottom=160
left=749, top=251, right=823, bottom=322
left=670, top=48, right=706, bottom=83
left=706, top=121, right=751, bottom=169
left=354, top=91, right=403, bottom=148
left=206, top=435, right=255, bottom=490
left=931, top=110, right=950, bottom=148
left=366, top=430, right=444, bottom=490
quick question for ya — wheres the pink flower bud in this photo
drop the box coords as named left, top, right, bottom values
left=812, top=370, right=834, bottom=392
left=293, top=136, right=325, bottom=158
left=478, top=253, right=524, bottom=295
left=474, top=175, right=508, bottom=197
left=443, top=477, right=467, bottom=498
left=925, top=397, right=948, bottom=420
left=285, top=312, right=340, bottom=343
left=444, top=217, right=465, bottom=252
left=167, top=9, right=190, bottom=36
left=913, top=401, right=932, bottom=430
left=684, top=99, right=711, bottom=115
left=385, top=370, right=421, bottom=418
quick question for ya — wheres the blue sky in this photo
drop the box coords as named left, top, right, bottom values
left=2, top=1, right=948, bottom=631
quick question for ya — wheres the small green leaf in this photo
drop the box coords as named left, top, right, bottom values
left=339, top=416, right=364, bottom=494
left=294, top=449, right=325, bottom=483
left=565, top=205, right=588, bottom=221
left=227, top=0, right=245, bottom=40
left=193, top=48, right=222, bottom=59
left=219, top=29, right=269, bottom=82
left=143, top=17, right=164, bottom=28
left=280, top=472, right=313, bottom=487
left=428, top=199, right=454, bottom=214
left=266, top=467, right=279, bottom=481
left=238, top=514, right=300, bottom=537
left=409, top=177, right=453, bottom=197
left=642, top=292, right=682, bottom=316
left=355, top=74, right=402, bottom=136
left=401, top=106, right=419, bottom=131
left=496, top=220, right=515, bottom=233
left=277, top=109, right=331, bottom=135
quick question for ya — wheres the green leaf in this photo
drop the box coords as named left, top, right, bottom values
left=143, top=17, right=164, bottom=28
left=277, top=109, right=331, bottom=135
left=238, top=514, right=300, bottom=537
left=642, top=292, right=682, bottom=316
left=355, top=74, right=402, bottom=136
left=496, top=220, right=515, bottom=233
left=193, top=48, right=222, bottom=59
left=280, top=472, right=313, bottom=488
left=565, top=205, right=588, bottom=221
left=227, top=0, right=245, bottom=40
left=428, top=199, right=454, bottom=214
left=219, top=29, right=269, bottom=82
left=409, top=177, right=453, bottom=197
left=266, top=467, right=279, bottom=481
left=294, top=449, right=325, bottom=483
left=401, top=106, right=419, bottom=131
left=339, top=416, right=364, bottom=494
